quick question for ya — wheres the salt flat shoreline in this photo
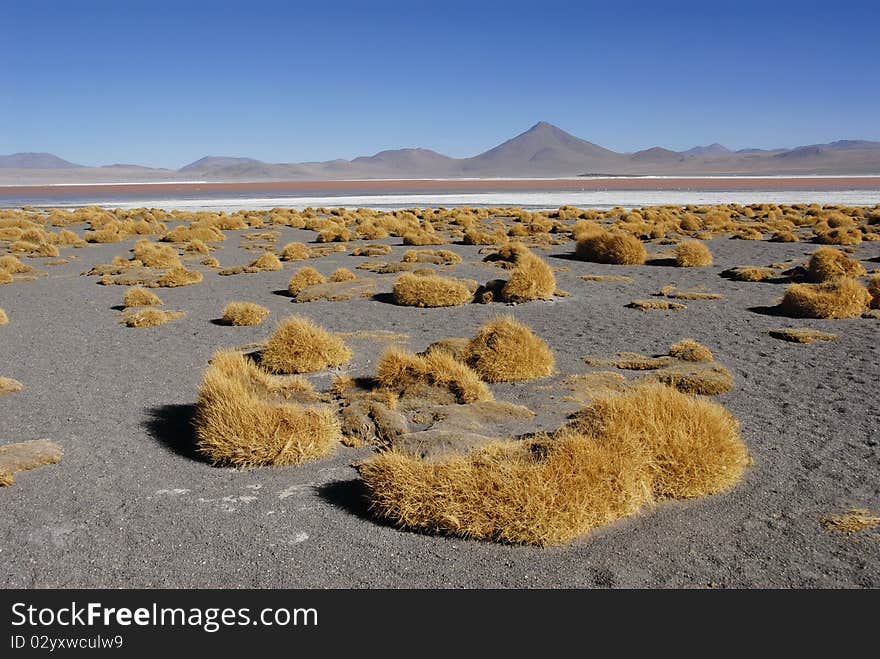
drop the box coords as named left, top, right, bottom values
left=3, top=176, right=880, bottom=200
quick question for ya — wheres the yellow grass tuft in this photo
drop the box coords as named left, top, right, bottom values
left=122, top=308, right=185, bottom=327
left=579, top=274, right=634, bottom=283
left=287, top=267, right=326, bottom=295
left=668, top=338, right=713, bottom=362
left=0, top=307, right=7, bottom=325
left=781, top=279, right=871, bottom=319
left=249, top=251, right=283, bottom=271
left=500, top=250, right=556, bottom=303
left=280, top=242, right=311, bottom=261
left=628, top=299, right=687, bottom=311
left=869, top=274, right=880, bottom=309
left=155, top=267, right=203, bottom=288
left=221, top=301, right=270, bottom=326
left=260, top=316, right=352, bottom=374
left=463, top=316, right=555, bottom=382
left=376, top=348, right=491, bottom=404
left=329, top=267, right=357, bottom=282
left=0, top=377, right=24, bottom=395
left=768, top=328, right=838, bottom=343
left=358, top=383, right=747, bottom=545
left=194, top=350, right=339, bottom=468
left=721, top=266, right=775, bottom=282
left=820, top=509, right=880, bottom=534
left=123, top=286, right=163, bottom=308
left=575, top=231, right=647, bottom=265
left=392, top=273, right=473, bottom=307
left=806, top=247, right=866, bottom=282
left=675, top=240, right=713, bottom=267
left=0, top=439, right=63, bottom=487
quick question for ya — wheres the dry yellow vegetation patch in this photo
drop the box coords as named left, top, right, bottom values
left=781, top=279, right=871, bottom=319
left=0, top=377, right=24, bottom=395
left=628, top=299, right=687, bottom=311
left=376, top=349, right=491, bottom=404
left=575, top=231, right=647, bottom=265
left=668, top=338, right=713, bottom=362
left=820, top=509, right=880, bottom=534
left=194, top=350, right=339, bottom=468
left=392, top=273, right=474, bottom=307
left=287, top=267, right=326, bottom=295
left=122, top=308, right=186, bottom=328
left=462, top=316, right=555, bottom=382
left=0, top=439, right=64, bottom=487
left=768, top=328, right=838, bottom=343
left=357, top=383, right=748, bottom=545
left=123, top=286, right=163, bottom=308
left=261, top=316, right=352, bottom=374
left=806, top=247, right=866, bottom=282
left=221, top=301, right=270, bottom=326
left=675, top=240, right=713, bottom=267
left=0, top=307, right=7, bottom=325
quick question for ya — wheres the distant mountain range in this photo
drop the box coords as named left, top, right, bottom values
left=3, top=122, right=880, bottom=184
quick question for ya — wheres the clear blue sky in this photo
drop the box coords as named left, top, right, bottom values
left=3, top=0, right=878, bottom=168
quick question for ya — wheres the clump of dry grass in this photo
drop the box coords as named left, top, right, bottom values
left=646, top=362, right=734, bottom=395
left=770, top=230, right=799, bottom=242
left=357, top=383, right=748, bottom=545
left=392, top=273, right=474, bottom=307
left=500, top=250, right=556, bottom=303
left=329, top=267, right=357, bottom=282
left=376, top=348, right=491, bottom=404
left=294, top=279, right=376, bottom=303
left=675, top=240, right=713, bottom=267
left=668, top=339, right=713, bottom=362
left=0, top=377, right=24, bottom=395
left=155, top=267, right=203, bottom=288
left=249, top=251, right=283, bottom=271
left=657, top=285, right=723, bottom=300
left=287, top=267, right=327, bottom=295
left=0, top=307, right=7, bottom=325
left=194, top=350, right=339, bottom=468
left=401, top=249, right=462, bottom=266
left=806, top=247, right=866, bottom=282
left=869, top=274, right=880, bottom=309
left=122, top=308, right=186, bottom=327
left=221, top=301, right=270, bottom=326
left=575, top=231, right=647, bottom=265
left=462, top=316, right=554, bottom=382
left=579, top=274, right=634, bottom=283
left=260, top=316, right=352, bottom=373
left=133, top=240, right=182, bottom=269
left=820, top=508, right=880, bottom=534
left=768, top=328, right=839, bottom=343
left=123, top=286, right=163, bottom=308
left=780, top=279, right=871, bottom=319
left=720, top=266, right=776, bottom=282
left=201, top=257, right=220, bottom=268
left=628, top=299, right=687, bottom=311
left=0, top=439, right=63, bottom=487
left=280, top=242, right=311, bottom=261
left=352, top=244, right=393, bottom=257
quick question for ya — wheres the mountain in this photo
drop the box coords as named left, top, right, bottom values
left=682, top=143, right=731, bottom=156
left=460, top=122, right=624, bottom=175
left=0, top=152, right=79, bottom=169
left=2, top=125, right=880, bottom=183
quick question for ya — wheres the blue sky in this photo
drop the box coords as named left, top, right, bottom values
left=2, top=0, right=878, bottom=168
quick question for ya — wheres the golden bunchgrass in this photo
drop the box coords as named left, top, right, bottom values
left=668, top=338, right=713, bottom=362
left=194, top=350, right=339, bottom=468
left=122, top=308, right=186, bottom=327
left=392, top=273, right=473, bottom=307
left=0, top=307, right=7, bottom=325
left=0, top=377, right=24, bottom=395
left=357, top=383, right=748, bottom=545
left=260, top=316, right=352, bottom=374
left=869, top=274, right=880, bottom=309
left=280, top=242, right=311, bottom=261
left=575, top=231, right=647, bottom=265
left=221, top=301, right=270, bottom=326
left=376, top=348, right=491, bottom=404
left=500, top=249, right=556, bottom=303
left=820, top=509, right=880, bottom=534
left=720, top=266, right=776, bottom=282
left=628, top=299, right=687, bottom=311
left=0, top=439, right=64, bottom=487
left=768, top=328, right=838, bottom=343
left=329, top=267, right=357, bottom=282
left=806, top=247, right=866, bottom=282
left=287, top=267, right=326, bottom=295
left=675, top=240, right=713, bottom=267
left=463, top=316, right=555, bottom=382
left=123, top=286, right=163, bottom=308
left=780, top=279, right=871, bottom=319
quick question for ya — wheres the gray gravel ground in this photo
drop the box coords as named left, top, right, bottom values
left=1, top=223, right=878, bottom=588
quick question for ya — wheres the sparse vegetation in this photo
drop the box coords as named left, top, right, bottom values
left=675, top=240, right=713, bottom=267
left=0, top=439, right=64, bottom=487
left=260, top=316, right=352, bottom=374
left=462, top=316, right=555, bottom=382
left=780, top=279, right=871, bottom=319
left=221, top=301, right=270, bottom=326
left=123, top=286, right=163, bottom=308
left=122, top=308, right=186, bottom=327
left=392, top=273, right=474, bottom=307
left=575, top=231, right=647, bottom=265
left=769, top=328, right=839, bottom=343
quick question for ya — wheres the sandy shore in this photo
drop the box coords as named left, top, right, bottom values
left=1, top=215, right=878, bottom=587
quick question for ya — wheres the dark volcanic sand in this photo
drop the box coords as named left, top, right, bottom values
left=0, top=223, right=878, bottom=587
